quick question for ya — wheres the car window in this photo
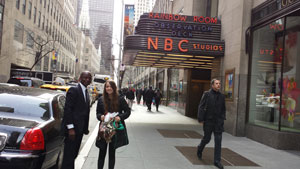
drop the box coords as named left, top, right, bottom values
left=32, top=79, right=44, bottom=87
left=58, top=96, right=65, bottom=119
left=0, top=94, right=50, bottom=120
left=94, top=79, right=106, bottom=83
left=20, top=79, right=32, bottom=87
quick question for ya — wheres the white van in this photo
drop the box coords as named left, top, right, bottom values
left=93, top=74, right=111, bottom=95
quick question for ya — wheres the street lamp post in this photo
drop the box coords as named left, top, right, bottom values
left=117, top=0, right=125, bottom=89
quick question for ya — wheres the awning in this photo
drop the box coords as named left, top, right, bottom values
left=123, top=13, right=225, bottom=69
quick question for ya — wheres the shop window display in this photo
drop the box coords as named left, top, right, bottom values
left=249, top=11, right=300, bottom=132
left=280, top=15, right=300, bottom=132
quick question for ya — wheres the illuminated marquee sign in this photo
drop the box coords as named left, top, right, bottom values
left=147, top=37, right=223, bottom=53
left=136, top=13, right=221, bottom=39
left=123, top=13, right=225, bottom=65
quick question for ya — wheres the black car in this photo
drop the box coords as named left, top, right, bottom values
left=0, top=86, right=65, bottom=169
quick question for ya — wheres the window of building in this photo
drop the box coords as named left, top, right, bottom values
left=14, top=20, right=24, bottom=43
left=22, top=0, right=26, bottom=15
left=86, top=48, right=89, bottom=53
left=46, top=19, right=48, bottom=33
left=47, top=1, right=49, bottom=12
left=28, top=2, right=32, bottom=19
left=49, top=22, right=52, bottom=35
left=16, top=0, right=20, bottom=9
left=0, top=5, right=3, bottom=33
left=33, top=7, right=37, bottom=23
left=42, top=15, right=45, bottom=30
left=53, top=7, right=56, bottom=18
left=50, top=3, right=53, bottom=16
left=249, top=10, right=300, bottom=133
left=38, top=11, right=41, bottom=27
left=43, top=55, right=49, bottom=71
left=44, top=0, right=46, bottom=8
left=26, top=31, right=34, bottom=48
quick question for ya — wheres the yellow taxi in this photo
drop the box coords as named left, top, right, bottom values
left=40, top=84, right=71, bottom=92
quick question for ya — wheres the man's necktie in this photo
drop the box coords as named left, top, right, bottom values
left=85, top=89, right=90, bottom=105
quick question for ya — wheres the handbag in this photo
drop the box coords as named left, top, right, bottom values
left=198, top=92, right=209, bottom=122
left=114, top=122, right=129, bottom=149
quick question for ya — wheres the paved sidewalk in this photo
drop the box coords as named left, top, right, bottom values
left=80, top=103, right=300, bottom=169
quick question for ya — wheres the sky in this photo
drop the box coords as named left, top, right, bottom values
left=112, top=0, right=135, bottom=81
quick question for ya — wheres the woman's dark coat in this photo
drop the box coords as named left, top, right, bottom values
left=96, top=96, right=131, bottom=149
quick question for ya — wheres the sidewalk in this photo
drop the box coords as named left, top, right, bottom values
left=80, top=103, right=300, bottom=169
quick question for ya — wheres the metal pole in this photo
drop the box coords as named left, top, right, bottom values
left=118, top=0, right=124, bottom=89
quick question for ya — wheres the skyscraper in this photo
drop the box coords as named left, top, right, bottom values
left=77, top=0, right=114, bottom=75
left=134, top=0, right=156, bottom=26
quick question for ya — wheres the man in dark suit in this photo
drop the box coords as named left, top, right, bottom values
left=61, top=71, right=92, bottom=169
left=197, top=79, right=226, bottom=169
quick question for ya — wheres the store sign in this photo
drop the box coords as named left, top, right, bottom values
left=269, top=24, right=284, bottom=31
left=252, top=0, right=300, bottom=25
left=148, top=13, right=218, bottom=24
left=281, top=0, right=297, bottom=7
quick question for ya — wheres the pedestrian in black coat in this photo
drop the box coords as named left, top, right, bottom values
left=126, top=87, right=135, bottom=109
left=197, top=79, right=226, bottom=169
left=154, top=89, right=163, bottom=111
left=136, top=87, right=142, bottom=104
left=61, top=71, right=92, bottom=169
left=96, top=80, right=131, bottom=169
left=145, top=86, right=155, bottom=111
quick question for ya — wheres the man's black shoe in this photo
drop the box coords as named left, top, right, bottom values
left=214, top=162, right=224, bottom=169
left=197, top=146, right=202, bottom=159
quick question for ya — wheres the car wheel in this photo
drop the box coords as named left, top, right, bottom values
left=52, top=145, right=64, bottom=169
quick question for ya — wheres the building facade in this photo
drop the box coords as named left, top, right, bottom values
left=0, top=0, right=78, bottom=82
left=134, top=0, right=156, bottom=26
left=76, top=0, right=114, bottom=76
left=124, top=0, right=300, bottom=151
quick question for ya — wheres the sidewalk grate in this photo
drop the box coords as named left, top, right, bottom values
left=157, top=129, right=203, bottom=139
left=175, top=146, right=260, bottom=167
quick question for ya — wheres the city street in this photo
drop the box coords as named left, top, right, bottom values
left=77, top=102, right=300, bottom=169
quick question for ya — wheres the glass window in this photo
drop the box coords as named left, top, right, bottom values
left=33, top=7, right=36, bottom=23
left=22, top=0, right=26, bottom=15
left=169, top=69, right=179, bottom=108
left=249, top=10, right=300, bottom=133
left=28, top=2, right=32, bottom=19
left=14, top=20, right=24, bottom=43
left=42, top=15, right=45, bottom=30
left=38, top=11, right=41, bottom=27
left=0, top=94, right=50, bottom=120
left=249, top=18, right=284, bottom=129
left=0, top=5, right=3, bottom=33
left=16, top=0, right=20, bottom=9
left=280, top=13, right=300, bottom=132
left=26, top=31, right=34, bottom=48
left=43, top=55, right=49, bottom=71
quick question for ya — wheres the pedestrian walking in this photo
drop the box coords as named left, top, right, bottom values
left=145, top=86, right=155, bottom=111
left=197, top=79, right=226, bottom=169
left=136, top=87, right=142, bottom=104
left=61, top=71, right=92, bottom=169
left=96, top=80, right=131, bottom=169
left=142, top=87, right=147, bottom=106
left=126, top=87, right=135, bottom=109
left=154, top=89, right=163, bottom=111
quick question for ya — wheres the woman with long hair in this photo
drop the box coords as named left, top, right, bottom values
left=96, top=80, right=131, bottom=169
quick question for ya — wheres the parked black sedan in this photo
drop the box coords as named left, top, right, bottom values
left=0, top=86, right=65, bottom=169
